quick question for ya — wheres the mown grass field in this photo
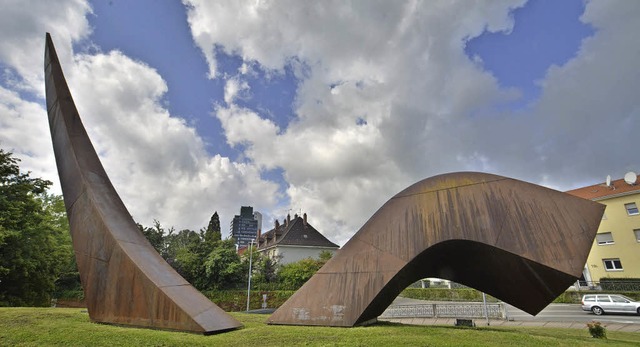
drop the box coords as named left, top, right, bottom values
left=1, top=308, right=639, bottom=346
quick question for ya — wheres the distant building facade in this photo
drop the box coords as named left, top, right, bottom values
left=231, top=206, right=259, bottom=248
left=253, top=211, right=262, bottom=235
left=566, top=172, right=640, bottom=284
left=257, top=213, right=339, bottom=265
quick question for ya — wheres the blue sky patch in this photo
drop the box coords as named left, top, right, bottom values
left=465, top=0, right=594, bottom=105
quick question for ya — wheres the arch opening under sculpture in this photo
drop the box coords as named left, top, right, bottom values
left=268, top=172, right=604, bottom=327
left=356, top=240, right=574, bottom=325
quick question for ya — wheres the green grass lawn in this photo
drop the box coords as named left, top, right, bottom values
left=1, top=308, right=639, bottom=346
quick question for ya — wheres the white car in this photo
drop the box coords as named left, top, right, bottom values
left=581, top=294, right=640, bottom=315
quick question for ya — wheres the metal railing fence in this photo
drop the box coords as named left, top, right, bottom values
left=381, top=303, right=504, bottom=319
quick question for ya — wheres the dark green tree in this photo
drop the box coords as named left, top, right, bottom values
left=204, top=211, right=222, bottom=244
left=0, top=150, right=72, bottom=306
left=201, top=238, right=245, bottom=290
left=47, top=194, right=80, bottom=295
left=162, top=228, right=201, bottom=281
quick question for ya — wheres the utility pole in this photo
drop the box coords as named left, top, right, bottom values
left=482, top=292, right=490, bottom=326
left=246, top=239, right=255, bottom=312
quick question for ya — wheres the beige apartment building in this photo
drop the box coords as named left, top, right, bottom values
left=567, top=172, right=640, bottom=284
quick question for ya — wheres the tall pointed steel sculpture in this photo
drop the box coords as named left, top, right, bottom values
left=269, top=172, right=604, bottom=326
left=44, top=33, right=241, bottom=334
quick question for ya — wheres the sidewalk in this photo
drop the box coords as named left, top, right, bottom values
left=378, top=317, right=640, bottom=333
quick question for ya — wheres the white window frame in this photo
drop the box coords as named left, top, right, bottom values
left=634, top=229, right=640, bottom=242
left=595, top=232, right=615, bottom=245
left=603, top=258, right=623, bottom=271
left=625, top=202, right=639, bottom=216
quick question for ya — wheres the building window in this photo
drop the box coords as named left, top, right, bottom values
left=603, top=258, right=623, bottom=271
left=625, top=202, right=639, bottom=216
left=595, top=232, right=614, bottom=245
left=634, top=229, right=640, bottom=242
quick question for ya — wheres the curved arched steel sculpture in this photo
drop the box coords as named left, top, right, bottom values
left=44, top=33, right=241, bottom=334
left=269, top=172, right=604, bottom=326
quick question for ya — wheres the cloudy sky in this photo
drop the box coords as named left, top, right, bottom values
left=1, top=0, right=638, bottom=245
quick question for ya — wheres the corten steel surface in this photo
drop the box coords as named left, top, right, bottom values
left=44, top=33, right=241, bottom=334
left=269, top=172, right=604, bottom=327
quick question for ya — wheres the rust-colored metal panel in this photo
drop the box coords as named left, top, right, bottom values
left=44, top=33, right=242, bottom=334
left=269, top=172, right=604, bottom=327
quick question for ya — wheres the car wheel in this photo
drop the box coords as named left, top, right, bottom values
left=637, top=307, right=640, bottom=315
left=592, top=306, right=604, bottom=316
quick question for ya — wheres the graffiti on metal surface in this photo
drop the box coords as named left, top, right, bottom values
left=269, top=172, right=604, bottom=327
left=44, top=33, right=241, bottom=334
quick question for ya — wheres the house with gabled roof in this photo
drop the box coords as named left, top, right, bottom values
left=256, top=213, right=339, bottom=265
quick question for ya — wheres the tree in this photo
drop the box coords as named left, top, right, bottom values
left=162, top=228, right=201, bottom=282
left=201, top=239, right=245, bottom=290
left=0, top=150, right=72, bottom=306
left=137, top=212, right=247, bottom=291
left=250, top=252, right=280, bottom=285
left=46, top=194, right=80, bottom=295
left=138, top=219, right=165, bottom=255
left=204, top=211, right=222, bottom=244
left=278, top=252, right=333, bottom=289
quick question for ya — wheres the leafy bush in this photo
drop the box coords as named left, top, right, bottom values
left=551, top=292, right=582, bottom=304
left=586, top=321, right=606, bottom=339
left=277, top=251, right=332, bottom=289
left=278, top=258, right=323, bottom=289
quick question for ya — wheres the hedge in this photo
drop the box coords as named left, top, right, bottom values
left=52, top=288, right=640, bottom=309
left=400, top=288, right=499, bottom=302
left=202, top=290, right=295, bottom=311
left=599, top=278, right=640, bottom=291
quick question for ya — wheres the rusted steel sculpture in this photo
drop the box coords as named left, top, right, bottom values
left=269, top=172, right=604, bottom=326
left=44, top=33, right=241, bottom=334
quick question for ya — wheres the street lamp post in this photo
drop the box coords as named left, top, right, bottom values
left=482, top=292, right=490, bottom=326
left=246, top=239, right=255, bottom=312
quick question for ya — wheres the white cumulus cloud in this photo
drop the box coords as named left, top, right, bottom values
left=0, top=0, right=281, bottom=233
left=2, top=0, right=638, bottom=246
left=185, top=0, right=639, bottom=244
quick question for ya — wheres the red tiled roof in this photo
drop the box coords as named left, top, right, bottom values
left=566, top=176, right=640, bottom=200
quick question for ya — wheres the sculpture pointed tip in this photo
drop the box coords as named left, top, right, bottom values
left=45, top=33, right=53, bottom=57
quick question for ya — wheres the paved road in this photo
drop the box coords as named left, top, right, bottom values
left=389, top=297, right=640, bottom=325
left=504, top=302, right=640, bottom=324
